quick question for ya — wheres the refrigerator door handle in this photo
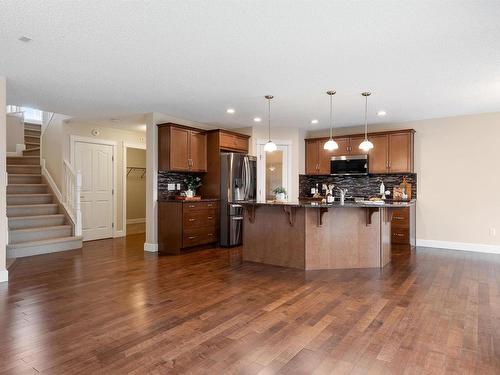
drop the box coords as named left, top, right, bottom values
left=231, top=216, right=244, bottom=220
left=243, top=156, right=250, bottom=200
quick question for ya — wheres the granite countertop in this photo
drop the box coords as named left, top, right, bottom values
left=158, top=198, right=220, bottom=202
left=237, top=199, right=416, bottom=208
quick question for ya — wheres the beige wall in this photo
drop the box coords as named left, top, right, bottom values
left=0, top=77, right=7, bottom=280
left=42, top=117, right=146, bottom=233
left=6, top=114, right=24, bottom=152
left=244, top=126, right=306, bottom=201
left=307, top=112, right=500, bottom=250
left=126, top=148, right=146, bottom=221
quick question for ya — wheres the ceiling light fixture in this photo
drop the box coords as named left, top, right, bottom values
left=18, top=36, right=32, bottom=42
left=377, top=110, right=387, bottom=116
left=323, top=90, right=339, bottom=151
left=263, top=95, right=277, bottom=152
left=359, top=92, right=374, bottom=152
left=253, top=117, right=261, bottom=122
left=311, top=119, right=319, bottom=124
left=226, top=108, right=235, bottom=114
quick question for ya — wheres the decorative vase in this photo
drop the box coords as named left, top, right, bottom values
left=276, top=192, right=286, bottom=201
left=186, top=189, right=194, bottom=197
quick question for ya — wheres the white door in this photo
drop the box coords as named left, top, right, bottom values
left=74, top=141, right=114, bottom=241
left=257, top=142, right=291, bottom=201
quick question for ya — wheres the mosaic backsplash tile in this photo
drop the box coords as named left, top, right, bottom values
left=158, top=171, right=203, bottom=200
left=299, top=173, right=417, bottom=199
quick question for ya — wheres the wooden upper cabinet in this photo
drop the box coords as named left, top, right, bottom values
left=305, top=140, right=320, bottom=175
left=305, top=129, right=414, bottom=175
left=349, top=136, right=369, bottom=156
left=189, top=130, right=207, bottom=172
left=168, top=127, right=190, bottom=171
left=368, top=134, right=389, bottom=174
left=388, top=132, right=413, bottom=173
left=158, top=123, right=207, bottom=172
left=218, top=130, right=249, bottom=153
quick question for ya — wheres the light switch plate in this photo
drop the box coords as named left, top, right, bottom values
left=176, top=183, right=181, bottom=190
left=167, top=183, right=175, bottom=191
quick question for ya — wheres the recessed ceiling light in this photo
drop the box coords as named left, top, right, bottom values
left=253, top=117, right=261, bottom=122
left=18, top=36, right=32, bottom=42
left=311, top=119, right=319, bottom=124
left=226, top=108, right=235, bottom=114
left=377, top=110, right=387, bottom=116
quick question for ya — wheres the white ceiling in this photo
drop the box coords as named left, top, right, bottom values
left=1, top=1, right=500, bottom=129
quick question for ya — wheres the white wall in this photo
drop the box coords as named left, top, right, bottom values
left=0, top=77, right=8, bottom=281
left=42, top=116, right=146, bottom=233
left=307, top=112, right=500, bottom=252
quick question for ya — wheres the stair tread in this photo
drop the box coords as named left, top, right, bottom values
left=7, top=236, right=82, bottom=249
left=7, top=184, right=47, bottom=187
left=8, top=214, right=64, bottom=221
left=7, top=193, right=52, bottom=197
left=7, top=164, right=41, bottom=167
left=10, top=225, right=72, bottom=233
left=7, top=203, right=58, bottom=208
left=25, top=141, right=40, bottom=145
left=8, top=174, right=42, bottom=177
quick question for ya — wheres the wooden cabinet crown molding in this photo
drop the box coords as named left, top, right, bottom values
left=305, top=128, right=416, bottom=143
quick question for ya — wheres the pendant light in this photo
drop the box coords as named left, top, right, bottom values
left=263, top=95, right=277, bottom=152
left=323, top=90, right=339, bottom=151
left=359, top=91, right=374, bottom=151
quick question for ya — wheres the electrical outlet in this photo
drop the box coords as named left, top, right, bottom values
left=167, top=183, right=175, bottom=191
left=489, top=228, right=496, bottom=237
left=176, top=183, right=181, bottom=190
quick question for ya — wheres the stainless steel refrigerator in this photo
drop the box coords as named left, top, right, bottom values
left=220, top=153, right=256, bottom=247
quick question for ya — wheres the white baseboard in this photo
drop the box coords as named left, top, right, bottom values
left=114, top=230, right=126, bottom=238
left=144, top=243, right=158, bottom=252
left=416, top=239, right=500, bottom=254
left=0, top=269, right=8, bottom=283
left=127, top=218, right=146, bottom=224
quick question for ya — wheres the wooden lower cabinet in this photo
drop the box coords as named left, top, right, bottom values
left=391, top=205, right=416, bottom=247
left=158, top=200, right=219, bottom=254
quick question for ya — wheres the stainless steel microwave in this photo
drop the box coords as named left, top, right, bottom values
left=330, top=155, right=368, bottom=175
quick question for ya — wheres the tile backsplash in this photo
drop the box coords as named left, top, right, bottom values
left=299, top=173, right=417, bottom=199
left=158, top=171, right=203, bottom=200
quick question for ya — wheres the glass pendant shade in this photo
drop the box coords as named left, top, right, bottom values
left=359, top=139, right=374, bottom=151
left=264, top=140, right=277, bottom=152
left=323, top=138, right=339, bottom=151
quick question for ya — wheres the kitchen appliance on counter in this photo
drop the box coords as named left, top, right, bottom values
left=220, top=153, right=256, bottom=246
left=330, top=154, right=368, bottom=176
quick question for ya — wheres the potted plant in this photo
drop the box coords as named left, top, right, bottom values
left=184, top=175, right=202, bottom=197
left=273, top=186, right=287, bottom=201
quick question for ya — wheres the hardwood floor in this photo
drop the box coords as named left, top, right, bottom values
left=1, top=235, right=499, bottom=374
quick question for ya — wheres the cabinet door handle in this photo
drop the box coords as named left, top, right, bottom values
left=208, top=233, right=213, bottom=237
left=393, top=216, right=405, bottom=220
left=188, top=236, right=197, bottom=240
left=207, top=203, right=213, bottom=207
left=188, top=205, right=196, bottom=208
left=188, top=218, right=195, bottom=222
left=394, top=233, right=405, bottom=237
left=208, top=216, right=213, bottom=219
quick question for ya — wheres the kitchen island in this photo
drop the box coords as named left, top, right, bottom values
left=239, top=200, right=416, bottom=270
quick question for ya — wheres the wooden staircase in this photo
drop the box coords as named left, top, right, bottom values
left=6, top=122, right=83, bottom=258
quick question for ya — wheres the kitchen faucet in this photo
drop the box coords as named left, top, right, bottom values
left=338, top=188, right=348, bottom=205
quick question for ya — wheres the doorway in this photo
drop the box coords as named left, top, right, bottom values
left=124, top=145, right=146, bottom=236
left=256, top=140, right=291, bottom=201
left=71, top=136, right=116, bottom=241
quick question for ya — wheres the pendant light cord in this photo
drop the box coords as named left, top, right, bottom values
left=364, top=94, right=368, bottom=140
left=329, top=94, right=333, bottom=139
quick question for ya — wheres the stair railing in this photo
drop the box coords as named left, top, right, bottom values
left=62, top=159, right=82, bottom=236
